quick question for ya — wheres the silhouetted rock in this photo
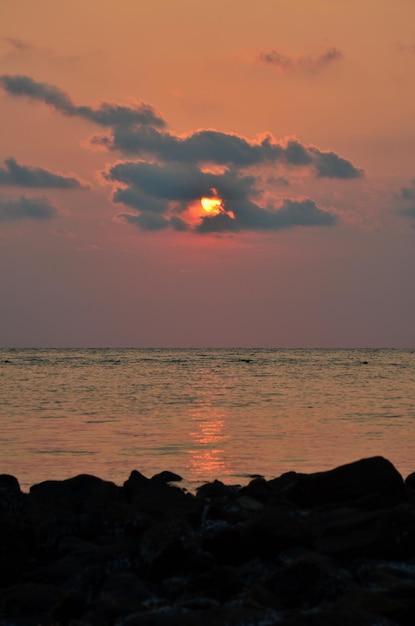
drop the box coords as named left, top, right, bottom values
left=1, top=457, right=415, bottom=624
left=281, top=456, right=407, bottom=508
left=151, top=470, right=183, bottom=484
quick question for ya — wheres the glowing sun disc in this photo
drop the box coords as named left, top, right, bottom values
left=201, top=197, right=222, bottom=214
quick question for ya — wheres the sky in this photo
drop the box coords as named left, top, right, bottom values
left=0, top=0, right=414, bottom=348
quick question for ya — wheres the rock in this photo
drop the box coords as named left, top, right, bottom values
left=0, top=474, right=33, bottom=587
left=117, top=608, right=199, bottom=625
left=139, top=518, right=198, bottom=577
left=201, top=523, right=250, bottom=566
left=151, top=470, right=183, bottom=484
left=239, top=476, right=273, bottom=503
left=281, top=456, right=407, bottom=508
left=95, top=572, right=155, bottom=619
left=196, top=480, right=239, bottom=500
left=29, top=473, right=121, bottom=523
left=405, top=471, right=415, bottom=490
left=1, top=458, right=415, bottom=625
left=188, top=565, right=243, bottom=602
left=0, top=583, right=69, bottom=622
left=261, top=551, right=352, bottom=609
left=242, top=504, right=310, bottom=558
left=312, top=502, right=415, bottom=559
left=124, top=473, right=200, bottom=520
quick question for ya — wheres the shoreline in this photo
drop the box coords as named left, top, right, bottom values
left=2, top=456, right=415, bottom=625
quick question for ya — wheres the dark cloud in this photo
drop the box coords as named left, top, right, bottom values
left=98, top=127, right=362, bottom=179
left=1, top=74, right=362, bottom=179
left=113, top=187, right=169, bottom=213
left=98, top=126, right=283, bottom=165
left=400, top=178, right=415, bottom=200
left=311, top=149, right=364, bottom=179
left=107, top=160, right=337, bottom=234
left=105, top=161, right=258, bottom=205
left=119, top=212, right=170, bottom=231
left=0, top=158, right=86, bottom=188
left=1, top=74, right=359, bottom=236
left=399, top=206, right=415, bottom=219
left=199, top=197, right=336, bottom=233
left=0, top=195, right=58, bottom=221
left=259, top=47, right=343, bottom=73
left=397, top=178, right=415, bottom=225
left=0, top=74, right=166, bottom=128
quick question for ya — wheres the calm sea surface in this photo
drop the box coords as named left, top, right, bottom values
left=1, top=348, right=414, bottom=492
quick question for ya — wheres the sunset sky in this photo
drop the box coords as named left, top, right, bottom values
left=1, top=0, right=414, bottom=348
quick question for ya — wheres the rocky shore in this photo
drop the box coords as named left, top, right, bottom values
left=2, top=456, right=415, bottom=625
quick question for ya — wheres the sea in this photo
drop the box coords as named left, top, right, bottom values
left=1, top=348, right=414, bottom=493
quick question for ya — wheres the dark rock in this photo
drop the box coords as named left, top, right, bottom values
left=312, top=502, right=415, bottom=559
left=195, top=606, right=280, bottom=626
left=0, top=474, right=33, bottom=587
left=281, top=456, right=407, bottom=508
left=330, top=585, right=415, bottom=625
left=29, top=473, right=121, bottom=522
left=94, top=572, right=155, bottom=619
left=0, top=583, right=69, bottom=622
left=239, top=476, right=273, bottom=502
left=1, top=459, right=415, bottom=625
left=0, top=473, right=22, bottom=496
left=405, top=471, right=415, bottom=490
left=242, top=504, right=310, bottom=558
left=124, top=474, right=199, bottom=521
left=139, top=519, right=198, bottom=577
left=262, top=551, right=352, bottom=609
left=201, top=523, right=250, bottom=566
left=196, top=479, right=239, bottom=500
left=51, top=590, right=90, bottom=623
left=188, top=565, right=243, bottom=602
left=151, top=470, right=183, bottom=483
left=118, top=608, right=199, bottom=625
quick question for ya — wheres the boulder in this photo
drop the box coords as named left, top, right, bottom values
left=281, top=457, right=407, bottom=508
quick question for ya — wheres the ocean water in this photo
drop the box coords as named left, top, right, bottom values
left=1, top=348, right=414, bottom=492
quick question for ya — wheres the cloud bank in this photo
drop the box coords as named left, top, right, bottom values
left=398, top=178, right=415, bottom=223
left=0, top=195, right=58, bottom=221
left=0, top=74, right=166, bottom=128
left=95, top=127, right=362, bottom=179
left=0, top=158, right=86, bottom=188
left=106, top=161, right=337, bottom=233
left=1, top=74, right=364, bottom=234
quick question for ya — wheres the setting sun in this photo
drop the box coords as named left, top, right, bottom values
left=201, top=196, right=222, bottom=215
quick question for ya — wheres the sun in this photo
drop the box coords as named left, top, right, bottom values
left=201, top=196, right=222, bottom=215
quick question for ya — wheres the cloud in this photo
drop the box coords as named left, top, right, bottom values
left=259, top=47, right=343, bottom=73
left=0, top=195, right=58, bottom=221
left=105, top=161, right=258, bottom=205
left=106, top=160, right=337, bottom=234
left=399, top=178, right=415, bottom=200
left=1, top=74, right=360, bottom=236
left=119, top=211, right=170, bottom=231
left=97, top=126, right=362, bottom=179
left=197, top=198, right=336, bottom=233
left=397, top=178, right=415, bottom=224
left=0, top=74, right=166, bottom=128
left=2, top=37, right=34, bottom=52
left=311, top=149, right=363, bottom=179
left=0, top=158, right=86, bottom=188
left=1, top=74, right=362, bottom=178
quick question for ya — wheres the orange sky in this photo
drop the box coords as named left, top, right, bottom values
left=0, top=0, right=414, bottom=347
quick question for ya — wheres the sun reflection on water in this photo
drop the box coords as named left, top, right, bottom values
left=186, top=404, right=232, bottom=483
